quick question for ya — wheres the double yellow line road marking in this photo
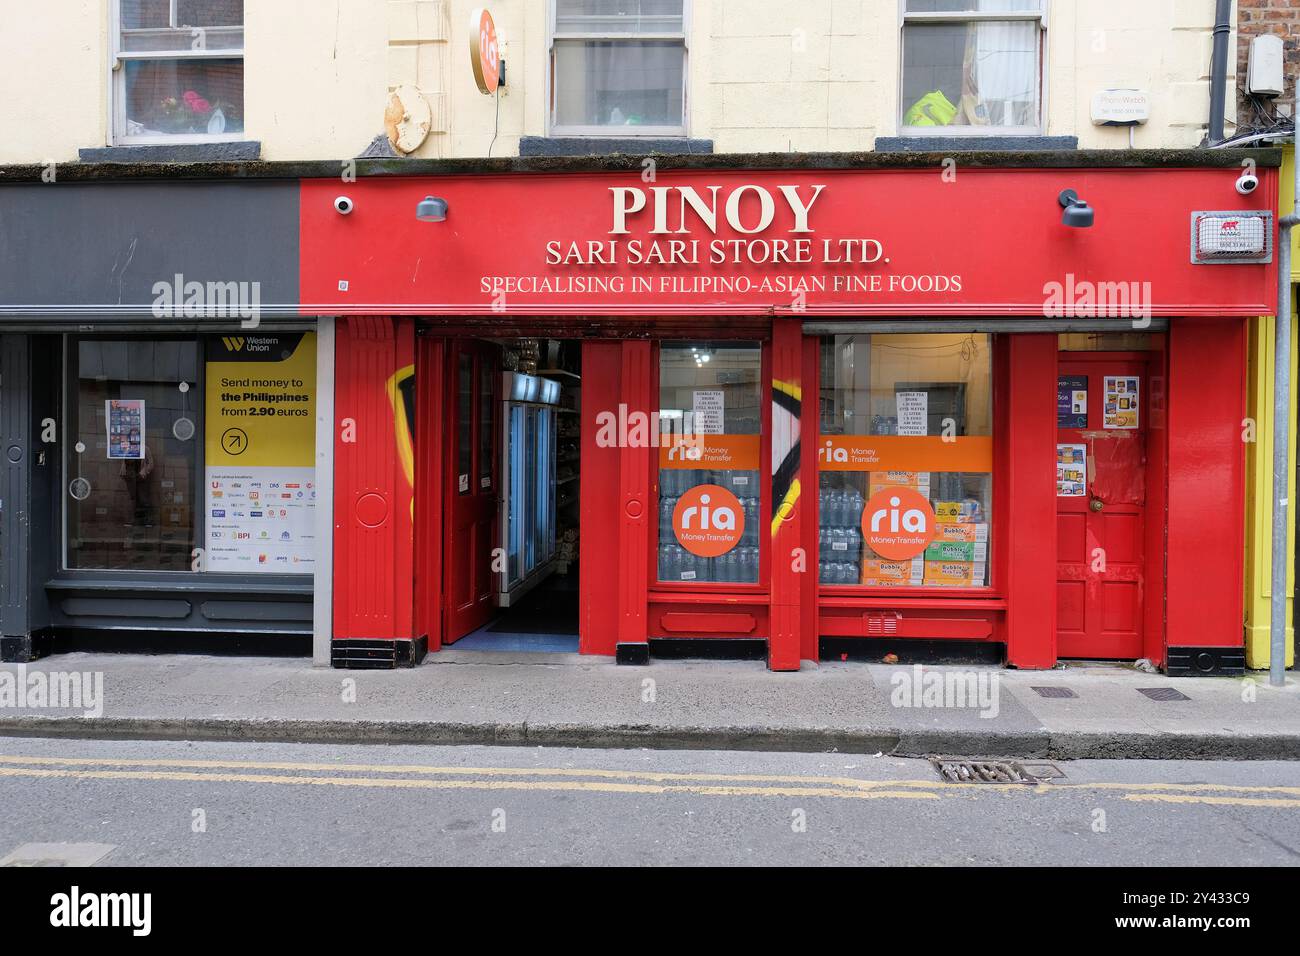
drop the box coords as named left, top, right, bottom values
left=0, top=754, right=1297, bottom=808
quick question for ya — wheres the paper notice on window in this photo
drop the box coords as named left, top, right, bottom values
left=896, top=391, right=928, bottom=436
left=692, top=390, right=725, bottom=435
left=106, top=400, right=146, bottom=460
left=1057, top=443, right=1087, bottom=497
left=1057, top=375, right=1087, bottom=428
left=1103, top=376, right=1140, bottom=430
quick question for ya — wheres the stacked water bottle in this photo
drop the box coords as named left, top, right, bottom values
left=818, top=481, right=865, bottom=584
left=658, top=470, right=760, bottom=584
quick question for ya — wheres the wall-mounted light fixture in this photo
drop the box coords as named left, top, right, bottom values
left=1058, top=189, right=1095, bottom=228
left=416, top=196, right=449, bottom=222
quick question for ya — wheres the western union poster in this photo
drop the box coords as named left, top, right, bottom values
left=205, top=333, right=316, bottom=573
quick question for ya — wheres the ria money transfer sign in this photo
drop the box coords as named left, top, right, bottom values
left=205, top=333, right=317, bottom=573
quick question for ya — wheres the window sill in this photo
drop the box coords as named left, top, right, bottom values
left=520, top=135, right=712, bottom=157
left=875, top=134, right=1078, bottom=153
left=78, top=141, right=262, bottom=164
left=47, top=573, right=312, bottom=595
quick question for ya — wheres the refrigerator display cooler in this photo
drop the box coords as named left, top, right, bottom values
left=498, top=371, right=560, bottom=607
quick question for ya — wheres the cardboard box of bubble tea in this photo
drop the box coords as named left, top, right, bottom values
left=932, top=522, right=989, bottom=543
left=923, top=560, right=987, bottom=587
left=860, top=557, right=925, bottom=586
left=867, top=471, right=931, bottom=496
left=924, top=540, right=988, bottom=563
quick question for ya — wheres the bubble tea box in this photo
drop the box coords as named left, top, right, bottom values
left=867, top=471, right=931, bottom=497
left=923, top=560, right=988, bottom=587
left=923, top=539, right=989, bottom=563
left=932, top=522, right=988, bottom=543
left=860, top=557, right=925, bottom=587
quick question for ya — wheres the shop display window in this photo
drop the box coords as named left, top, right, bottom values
left=818, top=333, right=993, bottom=589
left=64, top=333, right=318, bottom=576
left=66, top=339, right=201, bottom=571
left=656, top=341, right=761, bottom=585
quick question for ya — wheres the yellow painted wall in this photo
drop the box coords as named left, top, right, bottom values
left=1287, top=149, right=1300, bottom=283
left=1244, top=146, right=1298, bottom=670
left=0, top=1, right=107, bottom=164
left=0, top=0, right=1236, bottom=162
left=1244, top=312, right=1298, bottom=670
left=244, top=1, right=389, bottom=161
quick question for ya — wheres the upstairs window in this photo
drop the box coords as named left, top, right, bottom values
left=551, top=0, right=687, bottom=136
left=113, top=0, right=245, bottom=144
left=900, top=0, right=1044, bottom=134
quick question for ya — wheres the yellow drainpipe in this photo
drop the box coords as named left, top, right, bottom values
left=1245, top=145, right=1299, bottom=670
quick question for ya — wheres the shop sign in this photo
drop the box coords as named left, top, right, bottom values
left=470, top=8, right=501, bottom=95
left=301, top=167, right=1277, bottom=316
left=673, top=484, right=744, bottom=557
left=862, top=486, right=936, bottom=561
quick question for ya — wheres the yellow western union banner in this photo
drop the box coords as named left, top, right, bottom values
left=204, top=333, right=317, bottom=573
left=205, top=333, right=316, bottom=468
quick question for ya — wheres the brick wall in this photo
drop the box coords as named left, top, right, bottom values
left=1238, top=0, right=1300, bottom=108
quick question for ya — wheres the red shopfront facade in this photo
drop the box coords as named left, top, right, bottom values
left=302, top=155, right=1278, bottom=673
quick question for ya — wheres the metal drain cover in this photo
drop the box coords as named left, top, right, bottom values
left=1138, top=687, right=1190, bottom=702
left=0, top=843, right=116, bottom=867
left=1030, top=686, right=1078, bottom=699
left=930, top=758, right=1060, bottom=784
left=1019, top=762, right=1067, bottom=780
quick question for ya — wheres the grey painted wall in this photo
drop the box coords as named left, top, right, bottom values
left=0, top=181, right=299, bottom=309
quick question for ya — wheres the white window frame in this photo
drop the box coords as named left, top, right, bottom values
left=548, top=0, right=690, bottom=138
left=109, top=0, right=245, bottom=146
left=897, top=0, right=1048, bottom=137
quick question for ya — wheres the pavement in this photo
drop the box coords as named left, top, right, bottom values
left=0, top=650, right=1297, bottom=759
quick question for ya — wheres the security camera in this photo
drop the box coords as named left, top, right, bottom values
left=1235, top=173, right=1259, bottom=196
left=334, top=195, right=355, bottom=215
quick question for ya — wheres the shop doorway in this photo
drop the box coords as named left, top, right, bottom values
left=1055, top=351, right=1155, bottom=659
left=441, top=337, right=581, bottom=651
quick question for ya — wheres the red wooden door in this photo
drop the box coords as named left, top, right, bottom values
left=444, top=340, right=499, bottom=642
left=1056, top=355, right=1149, bottom=659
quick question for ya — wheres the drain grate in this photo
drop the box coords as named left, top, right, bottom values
left=0, top=843, right=116, bottom=867
left=1138, top=687, right=1190, bottom=702
left=1030, top=686, right=1078, bottom=699
left=930, top=758, right=1060, bottom=784
left=1019, top=762, right=1067, bottom=780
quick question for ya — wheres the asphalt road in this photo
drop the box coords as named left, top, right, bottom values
left=0, top=736, right=1298, bottom=866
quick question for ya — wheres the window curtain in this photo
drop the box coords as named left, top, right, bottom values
left=959, top=0, right=1039, bottom=126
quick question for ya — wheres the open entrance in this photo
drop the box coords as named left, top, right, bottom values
left=435, top=336, right=582, bottom=653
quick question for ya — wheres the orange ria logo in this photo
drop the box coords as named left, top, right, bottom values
left=673, top=484, right=744, bottom=558
left=862, top=486, right=936, bottom=561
